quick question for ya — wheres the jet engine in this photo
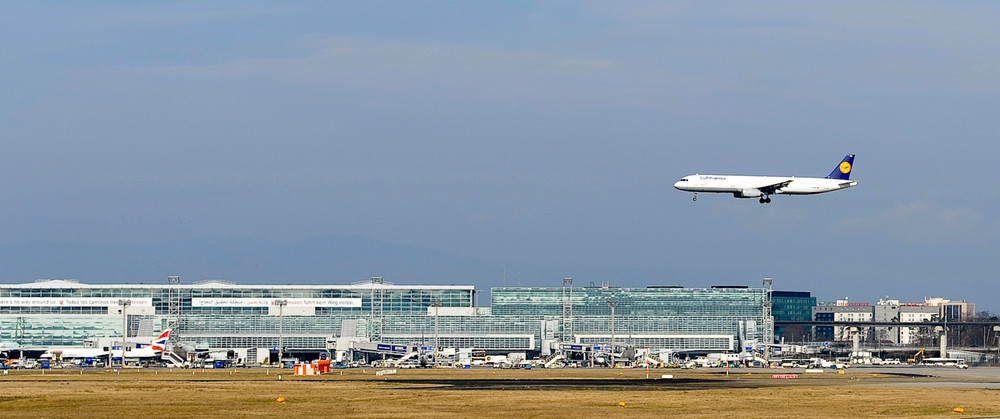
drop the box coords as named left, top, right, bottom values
left=733, top=188, right=763, bottom=198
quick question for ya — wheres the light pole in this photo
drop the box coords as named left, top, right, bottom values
left=608, top=300, right=619, bottom=367
left=431, top=302, right=442, bottom=362
left=275, top=300, right=288, bottom=365
left=118, top=299, right=131, bottom=367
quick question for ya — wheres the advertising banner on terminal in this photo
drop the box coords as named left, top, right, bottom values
left=0, top=298, right=153, bottom=307
left=191, top=298, right=362, bottom=308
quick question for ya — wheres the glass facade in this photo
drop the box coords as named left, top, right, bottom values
left=0, top=279, right=770, bottom=355
left=492, top=286, right=768, bottom=351
left=0, top=316, right=120, bottom=346
left=771, top=291, right=816, bottom=342
left=492, top=286, right=766, bottom=317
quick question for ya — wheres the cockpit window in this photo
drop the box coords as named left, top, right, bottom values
left=677, top=178, right=688, bottom=182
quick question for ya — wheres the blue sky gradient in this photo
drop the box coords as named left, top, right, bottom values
left=2, top=2, right=999, bottom=309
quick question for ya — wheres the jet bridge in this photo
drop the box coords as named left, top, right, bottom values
left=350, top=342, right=419, bottom=365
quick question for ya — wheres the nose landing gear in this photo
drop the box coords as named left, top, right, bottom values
left=693, top=193, right=698, bottom=201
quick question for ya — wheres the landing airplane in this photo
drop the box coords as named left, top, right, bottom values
left=674, top=154, right=857, bottom=204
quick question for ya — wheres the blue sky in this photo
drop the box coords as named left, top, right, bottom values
left=2, top=2, right=999, bottom=310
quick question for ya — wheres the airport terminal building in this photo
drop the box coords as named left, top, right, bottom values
left=0, top=278, right=771, bottom=360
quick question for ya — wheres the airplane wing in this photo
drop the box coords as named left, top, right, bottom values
left=756, top=179, right=793, bottom=195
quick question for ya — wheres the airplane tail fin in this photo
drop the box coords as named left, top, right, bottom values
left=826, top=154, right=855, bottom=180
left=151, top=329, right=172, bottom=352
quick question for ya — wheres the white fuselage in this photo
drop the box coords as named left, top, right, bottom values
left=40, top=347, right=108, bottom=360
left=40, top=337, right=164, bottom=360
left=674, top=175, right=857, bottom=196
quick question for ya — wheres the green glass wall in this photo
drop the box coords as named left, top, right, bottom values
left=0, top=281, right=768, bottom=353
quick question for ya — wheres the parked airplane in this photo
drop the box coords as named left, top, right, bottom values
left=674, top=154, right=857, bottom=204
left=39, top=329, right=172, bottom=362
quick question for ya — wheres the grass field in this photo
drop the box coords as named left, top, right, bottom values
left=2, top=367, right=999, bottom=418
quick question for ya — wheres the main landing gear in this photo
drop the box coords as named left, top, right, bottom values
left=758, top=196, right=772, bottom=204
